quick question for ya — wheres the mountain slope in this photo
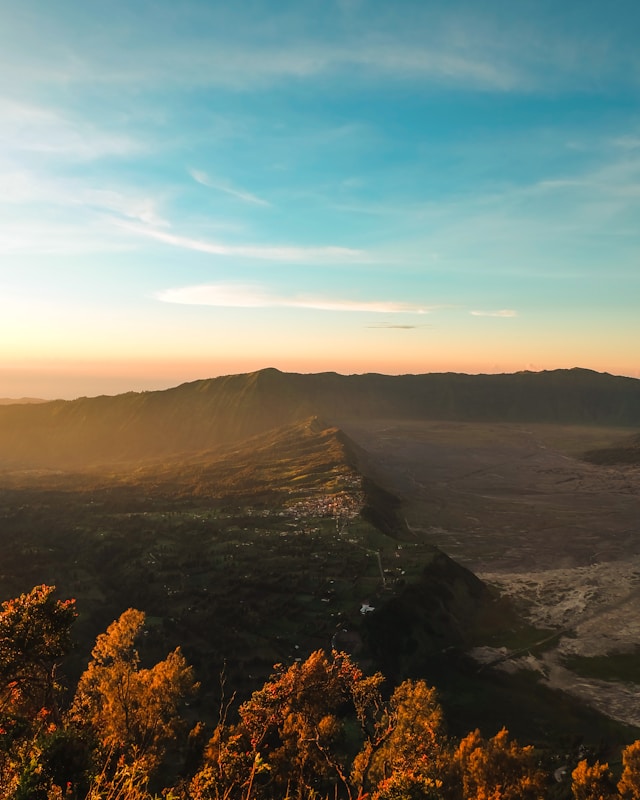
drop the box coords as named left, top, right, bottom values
left=0, top=367, right=639, bottom=468
left=0, top=417, right=504, bottom=713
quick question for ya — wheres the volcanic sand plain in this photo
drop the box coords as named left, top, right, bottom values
left=340, top=420, right=640, bottom=728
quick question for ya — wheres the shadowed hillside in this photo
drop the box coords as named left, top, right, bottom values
left=1, top=367, right=639, bottom=469
left=583, top=431, right=640, bottom=465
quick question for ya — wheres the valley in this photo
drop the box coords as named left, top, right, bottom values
left=341, top=420, right=640, bottom=727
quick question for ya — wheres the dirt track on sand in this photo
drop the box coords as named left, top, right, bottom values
left=341, top=420, right=640, bottom=728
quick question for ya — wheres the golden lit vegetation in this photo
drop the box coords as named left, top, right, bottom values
left=1, top=585, right=640, bottom=799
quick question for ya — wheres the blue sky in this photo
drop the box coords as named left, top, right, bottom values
left=1, top=0, right=639, bottom=398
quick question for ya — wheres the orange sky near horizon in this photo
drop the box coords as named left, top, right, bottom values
left=2, top=4, right=639, bottom=401
left=3, top=346, right=639, bottom=401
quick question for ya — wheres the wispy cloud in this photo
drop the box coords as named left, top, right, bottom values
left=83, top=189, right=169, bottom=228
left=189, top=168, right=271, bottom=207
left=156, top=282, right=434, bottom=314
left=350, top=42, right=518, bottom=90
left=0, top=99, right=138, bottom=161
left=388, top=143, right=640, bottom=279
left=122, top=225, right=367, bottom=263
left=0, top=166, right=169, bottom=252
left=3, top=2, right=567, bottom=97
left=366, top=323, right=432, bottom=329
left=0, top=167, right=173, bottom=255
left=611, top=135, right=640, bottom=151
left=470, top=309, right=517, bottom=317
left=0, top=220, right=131, bottom=255
left=2, top=40, right=520, bottom=94
left=3, top=4, right=637, bottom=103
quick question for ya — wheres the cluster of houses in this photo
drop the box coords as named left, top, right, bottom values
left=288, top=489, right=364, bottom=521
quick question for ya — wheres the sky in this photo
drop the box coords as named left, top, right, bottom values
left=1, top=0, right=639, bottom=399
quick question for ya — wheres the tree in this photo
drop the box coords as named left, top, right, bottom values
left=0, top=585, right=77, bottom=800
left=238, top=649, right=367, bottom=798
left=454, top=727, right=547, bottom=800
left=371, top=770, right=445, bottom=800
left=71, top=608, right=197, bottom=772
left=352, top=679, right=448, bottom=798
left=571, top=759, right=618, bottom=800
left=192, top=653, right=456, bottom=800
left=193, top=649, right=388, bottom=800
left=83, top=756, right=155, bottom=800
left=619, top=741, right=640, bottom=800
left=0, top=584, right=76, bottom=722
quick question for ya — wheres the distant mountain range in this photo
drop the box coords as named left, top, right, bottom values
left=0, top=397, right=46, bottom=405
left=0, top=367, right=639, bottom=468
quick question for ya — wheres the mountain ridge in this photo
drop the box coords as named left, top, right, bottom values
left=0, top=367, right=639, bottom=469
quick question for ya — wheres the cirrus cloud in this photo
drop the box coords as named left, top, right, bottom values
left=470, top=309, right=517, bottom=317
left=189, top=168, right=271, bottom=207
left=121, top=223, right=366, bottom=263
left=366, top=323, right=432, bottom=329
left=155, top=282, right=435, bottom=314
